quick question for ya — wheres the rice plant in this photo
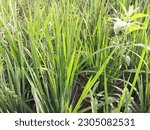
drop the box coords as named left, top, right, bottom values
left=0, top=0, right=150, bottom=113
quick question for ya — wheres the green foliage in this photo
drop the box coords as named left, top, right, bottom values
left=0, top=0, right=150, bottom=113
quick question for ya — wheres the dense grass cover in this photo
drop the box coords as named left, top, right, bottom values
left=0, top=0, right=150, bottom=113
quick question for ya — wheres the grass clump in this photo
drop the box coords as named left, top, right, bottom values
left=0, top=0, right=150, bottom=113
